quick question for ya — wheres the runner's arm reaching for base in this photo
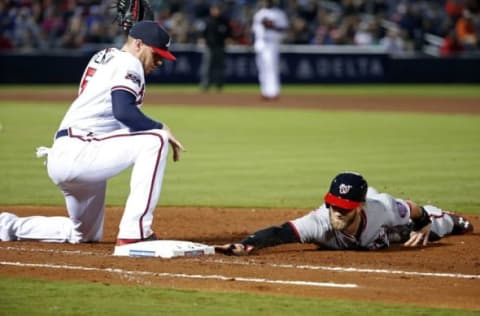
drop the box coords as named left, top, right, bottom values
left=215, top=222, right=299, bottom=255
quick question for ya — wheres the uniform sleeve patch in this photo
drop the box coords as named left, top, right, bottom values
left=395, top=201, right=408, bottom=218
left=125, top=71, right=141, bottom=87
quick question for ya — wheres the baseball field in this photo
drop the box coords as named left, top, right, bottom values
left=0, top=84, right=479, bottom=315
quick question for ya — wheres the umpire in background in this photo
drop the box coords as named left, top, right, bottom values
left=199, top=3, right=232, bottom=92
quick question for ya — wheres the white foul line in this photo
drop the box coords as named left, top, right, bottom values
left=204, top=259, right=480, bottom=280
left=0, top=261, right=357, bottom=288
left=1, top=245, right=479, bottom=280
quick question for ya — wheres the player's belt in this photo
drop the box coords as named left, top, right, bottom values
left=55, top=129, right=69, bottom=139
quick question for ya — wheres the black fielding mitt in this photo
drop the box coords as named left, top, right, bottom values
left=116, top=0, right=154, bottom=32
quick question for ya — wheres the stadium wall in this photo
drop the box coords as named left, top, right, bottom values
left=1, top=45, right=479, bottom=84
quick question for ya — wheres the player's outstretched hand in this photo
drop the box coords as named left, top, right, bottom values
left=163, top=125, right=185, bottom=162
left=404, top=223, right=432, bottom=247
left=214, top=243, right=252, bottom=256
left=169, top=137, right=184, bottom=162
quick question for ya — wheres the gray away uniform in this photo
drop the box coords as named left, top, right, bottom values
left=290, top=188, right=456, bottom=250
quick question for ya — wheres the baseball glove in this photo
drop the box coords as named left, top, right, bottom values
left=115, top=0, right=154, bottom=32
left=262, top=18, right=274, bottom=29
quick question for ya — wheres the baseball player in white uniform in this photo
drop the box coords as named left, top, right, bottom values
left=0, top=21, right=184, bottom=245
left=252, top=0, right=288, bottom=100
left=216, top=172, right=474, bottom=255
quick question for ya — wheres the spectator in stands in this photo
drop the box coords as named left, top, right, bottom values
left=84, top=19, right=109, bottom=44
left=379, top=26, right=406, bottom=55
left=226, top=4, right=253, bottom=45
left=445, top=0, right=465, bottom=24
left=310, top=9, right=336, bottom=45
left=331, top=14, right=358, bottom=45
left=0, top=0, right=15, bottom=50
left=165, top=11, right=190, bottom=43
left=84, top=5, right=107, bottom=43
left=288, top=16, right=312, bottom=44
left=30, top=0, right=44, bottom=25
left=0, top=0, right=478, bottom=57
left=41, top=4, right=65, bottom=48
left=0, top=32, right=12, bottom=49
left=62, top=0, right=79, bottom=23
left=341, top=0, right=364, bottom=17
left=353, top=19, right=379, bottom=46
left=455, top=9, right=478, bottom=50
left=440, top=29, right=464, bottom=56
left=421, top=1, right=452, bottom=38
left=294, top=0, right=318, bottom=22
left=60, top=13, right=85, bottom=49
left=12, top=7, right=44, bottom=50
left=191, top=0, right=210, bottom=20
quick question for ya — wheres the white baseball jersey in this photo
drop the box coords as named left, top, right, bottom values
left=252, top=7, right=288, bottom=51
left=291, top=188, right=455, bottom=250
left=252, top=6, right=288, bottom=99
left=59, top=48, right=145, bottom=135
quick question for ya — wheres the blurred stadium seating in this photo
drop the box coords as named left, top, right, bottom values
left=1, top=0, right=479, bottom=56
left=1, top=1, right=479, bottom=83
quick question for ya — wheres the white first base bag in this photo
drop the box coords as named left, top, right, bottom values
left=113, top=240, right=215, bottom=258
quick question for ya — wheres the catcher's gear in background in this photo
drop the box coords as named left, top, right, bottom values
left=116, top=0, right=154, bottom=32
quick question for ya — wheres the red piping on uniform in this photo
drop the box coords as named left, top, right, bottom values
left=67, top=129, right=165, bottom=239
left=112, top=85, right=138, bottom=97
left=288, top=221, right=301, bottom=241
left=138, top=133, right=164, bottom=238
left=431, top=212, right=447, bottom=219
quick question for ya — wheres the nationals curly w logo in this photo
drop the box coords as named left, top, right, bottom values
left=339, top=184, right=352, bottom=194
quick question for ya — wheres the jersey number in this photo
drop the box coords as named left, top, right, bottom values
left=79, top=67, right=97, bottom=95
left=78, top=49, right=114, bottom=95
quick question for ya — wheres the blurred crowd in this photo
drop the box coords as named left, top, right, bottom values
left=1, top=0, right=479, bottom=56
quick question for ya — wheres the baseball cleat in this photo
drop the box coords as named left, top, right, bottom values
left=449, top=214, right=474, bottom=235
left=0, top=212, right=18, bottom=241
left=116, top=233, right=158, bottom=246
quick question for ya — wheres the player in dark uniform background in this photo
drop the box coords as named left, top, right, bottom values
left=199, top=3, right=232, bottom=92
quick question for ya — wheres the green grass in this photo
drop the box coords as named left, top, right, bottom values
left=0, top=102, right=479, bottom=213
left=0, top=276, right=477, bottom=316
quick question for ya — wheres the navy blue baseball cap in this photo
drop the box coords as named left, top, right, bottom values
left=324, top=172, right=368, bottom=210
left=129, top=20, right=176, bottom=61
